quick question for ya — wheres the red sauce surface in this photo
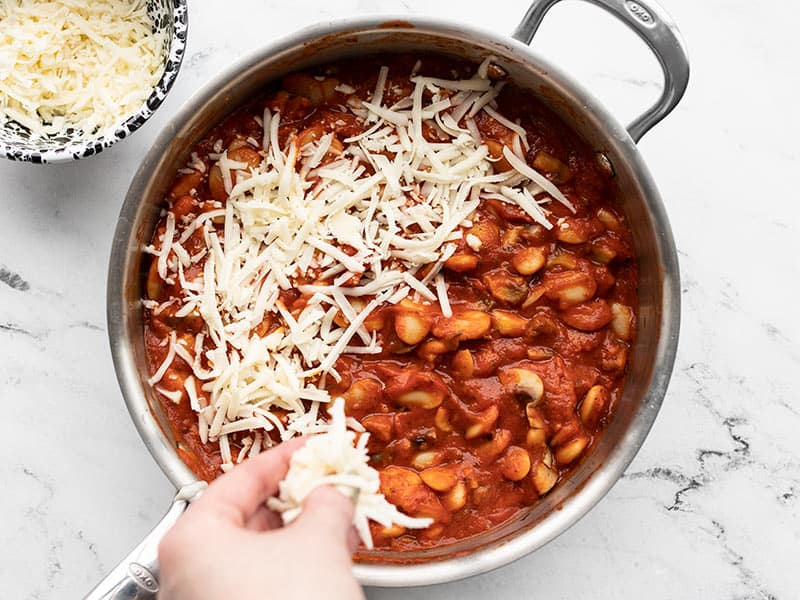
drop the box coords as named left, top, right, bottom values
left=143, top=54, right=638, bottom=552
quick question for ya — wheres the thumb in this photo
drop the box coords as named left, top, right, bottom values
left=292, top=485, right=359, bottom=552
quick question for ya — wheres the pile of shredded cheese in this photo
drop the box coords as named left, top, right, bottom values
left=146, top=57, right=574, bottom=473
left=146, top=58, right=573, bottom=533
left=268, top=399, right=433, bottom=547
left=0, top=0, right=166, bottom=139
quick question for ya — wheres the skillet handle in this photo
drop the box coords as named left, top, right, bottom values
left=512, top=0, right=689, bottom=142
left=83, top=499, right=189, bottom=600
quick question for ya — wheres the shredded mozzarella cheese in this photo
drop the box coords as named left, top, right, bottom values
left=151, top=57, right=574, bottom=444
left=268, top=399, right=433, bottom=548
left=148, top=58, right=574, bottom=532
left=0, top=0, right=166, bottom=139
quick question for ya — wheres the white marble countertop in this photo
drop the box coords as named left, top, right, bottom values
left=1, top=1, right=798, bottom=598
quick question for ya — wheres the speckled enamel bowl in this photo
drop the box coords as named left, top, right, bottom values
left=0, top=0, right=188, bottom=164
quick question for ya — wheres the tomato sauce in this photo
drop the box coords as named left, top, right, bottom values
left=143, top=54, right=637, bottom=551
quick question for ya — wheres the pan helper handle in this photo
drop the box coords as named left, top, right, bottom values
left=83, top=482, right=207, bottom=600
left=512, top=0, right=689, bottom=142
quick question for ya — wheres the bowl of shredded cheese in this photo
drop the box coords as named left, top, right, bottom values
left=0, top=0, right=187, bottom=163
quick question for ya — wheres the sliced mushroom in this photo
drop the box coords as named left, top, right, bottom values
left=499, top=367, right=544, bottom=405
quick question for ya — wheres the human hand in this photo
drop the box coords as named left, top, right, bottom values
left=158, top=439, right=364, bottom=600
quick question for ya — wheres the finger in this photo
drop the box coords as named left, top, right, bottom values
left=188, top=437, right=306, bottom=526
left=290, top=485, right=357, bottom=549
left=245, top=505, right=283, bottom=532
left=346, top=524, right=361, bottom=554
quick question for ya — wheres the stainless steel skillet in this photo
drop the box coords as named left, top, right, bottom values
left=90, top=1, right=688, bottom=596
